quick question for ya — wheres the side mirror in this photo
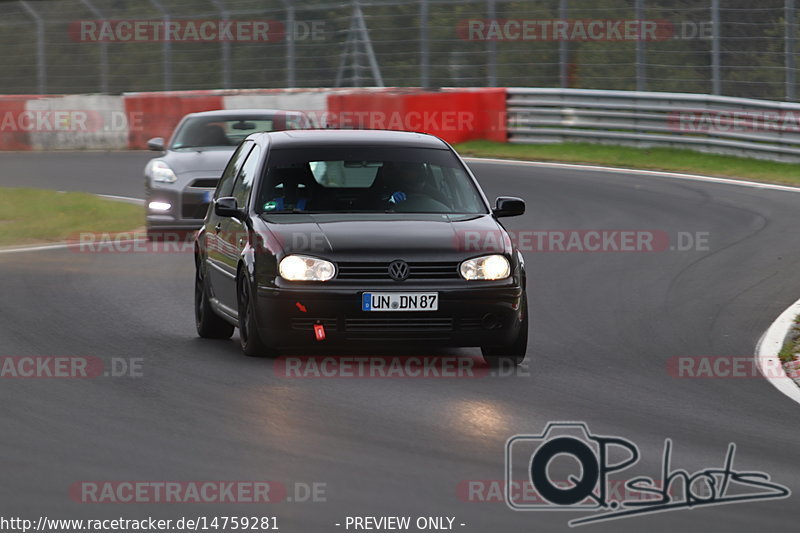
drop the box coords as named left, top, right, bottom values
left=147, top=137, right=165, bottom=151
left=493, top=196, right=525, bottom=218
left=214, top=197, right=242, bottom=218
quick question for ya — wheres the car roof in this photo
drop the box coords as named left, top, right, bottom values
left=251, top=129, right=449, bottom=149
left=184, top=109, right=307, bottom=119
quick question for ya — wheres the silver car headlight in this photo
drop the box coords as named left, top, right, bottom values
left=147, top=160, right=178, bottom=183
left=459, top=254, right=511, bottom=281
left=279, top=255, right=335, bottom=281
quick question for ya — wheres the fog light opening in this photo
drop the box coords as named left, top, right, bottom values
left=481, top=313, right=500, bottom=330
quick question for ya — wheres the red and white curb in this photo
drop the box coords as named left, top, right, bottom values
left=756, top=298, right=800, bottom=406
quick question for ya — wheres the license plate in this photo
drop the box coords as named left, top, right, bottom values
left=362, top=292, right=438, bottom=312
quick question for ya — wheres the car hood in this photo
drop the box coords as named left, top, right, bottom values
left=258, top=213, right=510, bottom=260
left=155, top=147, right=236, bottom=175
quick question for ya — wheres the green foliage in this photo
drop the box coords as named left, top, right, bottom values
left=778, top=316, right=800, bottom=363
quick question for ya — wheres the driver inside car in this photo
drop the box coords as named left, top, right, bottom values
left=380, top=162, right=451, bottom=210
left=384, top=162, right=427, bottom=204
left=262, top=167, right=315, bottom=212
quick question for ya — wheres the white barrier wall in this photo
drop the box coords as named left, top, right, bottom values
left=222, top=90, right=331, bottom=127
left=27, top=95, right=129, bottom=151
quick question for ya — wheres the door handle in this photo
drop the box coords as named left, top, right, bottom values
left=214, top=223, right=222, bottom=233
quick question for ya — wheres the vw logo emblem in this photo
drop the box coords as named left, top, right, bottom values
left=388, top=260, right=409, bottom=281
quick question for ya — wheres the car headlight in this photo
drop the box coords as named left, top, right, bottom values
left=147, top=160, right=177, bottom=183
left=148, top=201, right=171, bottom=212
left=279, top=255, right=335, bottom=281
left=460, top=254, right=511, bottom=281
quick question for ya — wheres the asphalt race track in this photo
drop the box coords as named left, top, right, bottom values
left=1, top=152, right=800, bottom=532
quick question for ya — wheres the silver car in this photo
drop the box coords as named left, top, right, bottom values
left=144, top=109, right=311, bottom=237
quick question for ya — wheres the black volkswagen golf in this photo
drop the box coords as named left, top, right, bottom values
left=194, top=129, right=528, bottom=365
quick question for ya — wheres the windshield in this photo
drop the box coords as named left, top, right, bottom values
left=170, top=115, right=308, bottom=149
left=256, top=147, right=488, bottom=215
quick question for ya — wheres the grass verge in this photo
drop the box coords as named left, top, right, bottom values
left=0, top=188, right=143, bottom=247
left=779, top=314, right=800, bottom=364
left=454, top=141, right=800, bottom=187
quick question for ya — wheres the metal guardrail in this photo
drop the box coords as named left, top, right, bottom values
left=507, top=88, right=800, bottom=163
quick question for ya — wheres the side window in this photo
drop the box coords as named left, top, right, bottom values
left=215, top=141, right=253, bottom=199
left=231, top=145, right=262, bottom=209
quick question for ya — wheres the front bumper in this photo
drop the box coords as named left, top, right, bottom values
left=254, top=284, right=525, bottom=348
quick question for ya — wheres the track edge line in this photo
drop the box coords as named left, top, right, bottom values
left=755, top=298, right=800, bottom=406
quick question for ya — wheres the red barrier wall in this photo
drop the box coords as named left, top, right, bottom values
left=124, top=92, right=224, bottom=149
left=0, top=95, right=47, bottom=150
left=325, top=88, right=506, bottom=144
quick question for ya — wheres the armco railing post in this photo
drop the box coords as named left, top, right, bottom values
left=19, top=1, right=45, bottom=94
left=711, top=0, right=721, bottom=95
left=787, top=0, right=796, bottom=101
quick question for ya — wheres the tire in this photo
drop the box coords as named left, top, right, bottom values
left=481, top=293, right=528, bottom=367
left=195, top=262, right=235, bottom=339
left=237, top=270, right=277, bottom=358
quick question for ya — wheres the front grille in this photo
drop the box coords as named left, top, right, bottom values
left=344, top=316, right=453, bottom=340
left=346, top=317, right=452, bottom=331
left=336, top=261, right=459, bottom=281
left=189, top=178, right=219, bottom=188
